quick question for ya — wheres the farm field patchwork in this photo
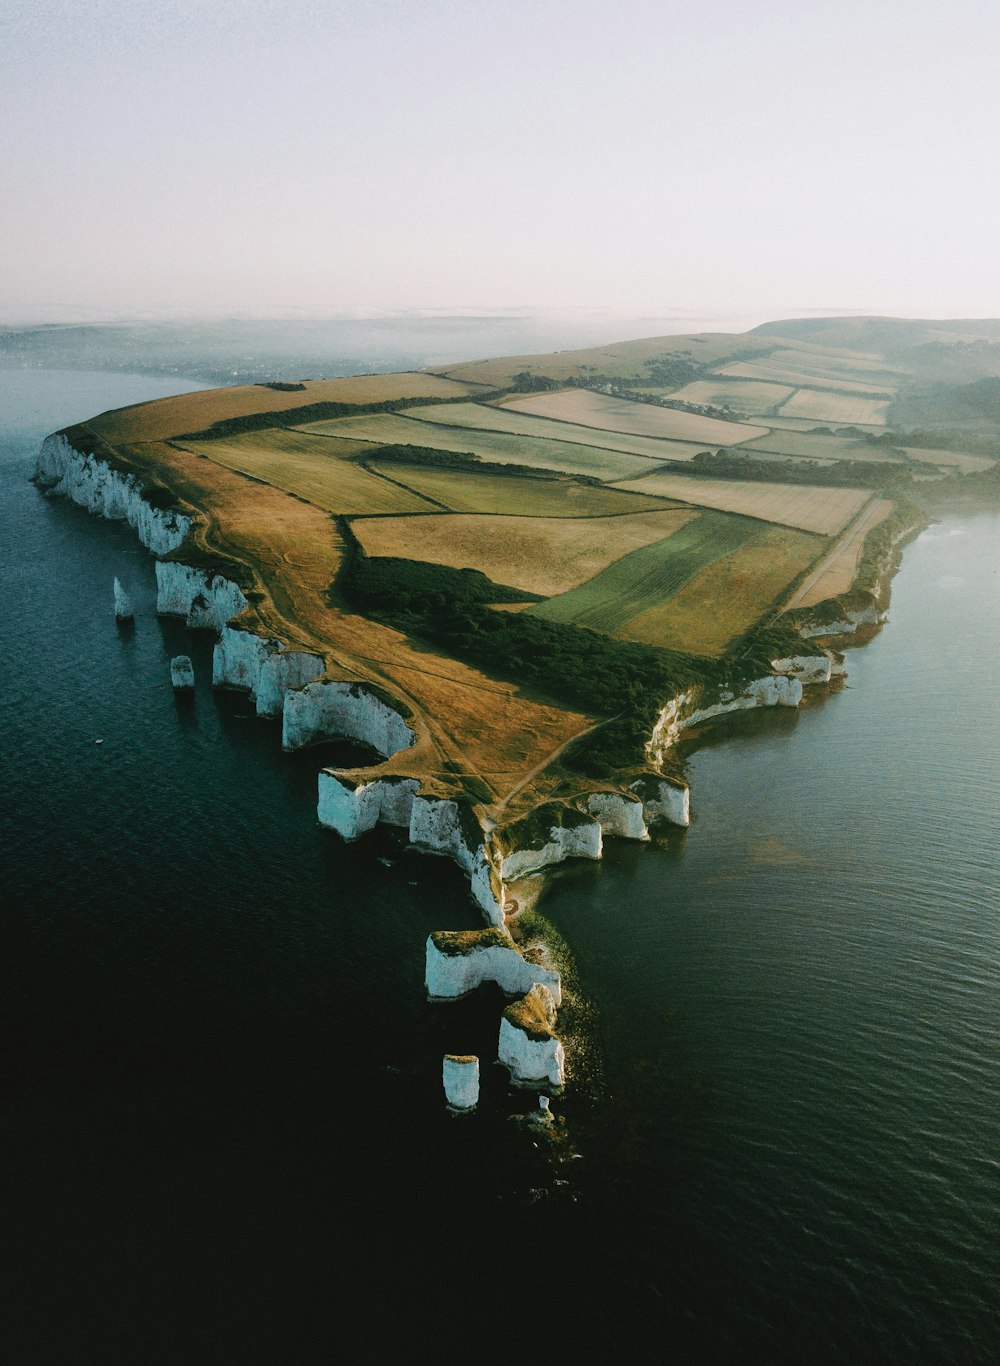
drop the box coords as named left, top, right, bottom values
left=366, top=462, right=672, bottom=516
left=901, top=447, right=997, bottom=474
left=88, top=372, right=487, bottom=444
left=739, top=431, right=906, bottom=462
left=765, top=346, right=906, bottom=377
left=662, top=378, right=795, bottom=413
left=351, top=509, right=698, bottom=598
left=398, top=400, right=709, bottom=462
left=618, top=525, right=825, bottom=655
left=716, top=361, right=895, bottom=398
left=527, top=511, right=763, bottom=635
left=183, top=430, right=436, bottom=514
left=611, top=471, right=871, bottom=534
left=777, top=389, right=892, bottom=426
left=297, top=412, right=656, bottom=480
left=501, top=389, right=769, bottom=446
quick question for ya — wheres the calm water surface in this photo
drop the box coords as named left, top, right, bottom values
left=2, top=369, right=998, bottom=1362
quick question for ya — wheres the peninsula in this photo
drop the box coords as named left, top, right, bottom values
left=35, top=315, right=1000, bottom=1101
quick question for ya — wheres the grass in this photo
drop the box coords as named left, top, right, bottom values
left=527, top=511, right=763, bottom=635
left=611, top=470, right=870, bottom=534
left=785, top=499, right=896, bottom=609
left=503, top=985, right=557, bottom=1040
left=401, top=399, right=709, bottom=462
left=662, top=378, right=795, bottom=412
left=717, top=360, right=897, bottom=396
left=617, top=525, right=825, bottom=655
left=365, top=461, right=673, bottom=516
left=184, top=430, right=438, bottom=513
left=502, top=388, right=769, bottom=446
left=350, top=508, right=698, bottom=598
left=298, top=412, right=656, bottom=480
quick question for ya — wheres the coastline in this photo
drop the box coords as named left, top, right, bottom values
left=32, top=425, right=922, bottom=1107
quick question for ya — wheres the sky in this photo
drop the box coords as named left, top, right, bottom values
left=3, top=0, right=1000, bottom=325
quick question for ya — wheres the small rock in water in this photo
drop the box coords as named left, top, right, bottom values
left=170, top=655, right=195, bottom=690
left=113, top=576, right=133, bottom=620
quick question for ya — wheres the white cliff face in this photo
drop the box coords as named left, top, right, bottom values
left=170, top=656, right=195, bottom=689
left=212, top=625, right=324, bottom=718
left=442, top=1055, right=480, bottom=1111
left=646, top=690, right=694, bottom=768
left=498, top=985, right=565, bottom=1091
left=155, top=561, right=248, bottom=630
left=113, top=577, right=133, bottom=620
left=799, top=603, right=883, bottom=638
left=630, top=776, right=691, bottom=830
left=425, top=932, right=561, bottom=1006
left=771, top=653, right=833, bottom=684
left=317, top=772, right=420, bottom=841
left=282, top=680, right=415, bottom=755
left=685, top=674, right=803, bottom=728
left=585, top=792, right=650, bottom=840
left=499, top=818, right=603, bottom=881
left=409, top=796, right=505, bottom=926
left=35, top=435, right=191, bottom=556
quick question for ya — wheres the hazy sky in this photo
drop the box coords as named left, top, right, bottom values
left=3, top=0, right=999, bottom=324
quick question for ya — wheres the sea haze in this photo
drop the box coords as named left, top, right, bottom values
left=2, top=367, right=998, bottom=1362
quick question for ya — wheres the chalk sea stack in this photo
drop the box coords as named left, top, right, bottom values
left=113, top=576, right=133, bottom=620
left=170, top=655, right=195, bottom=690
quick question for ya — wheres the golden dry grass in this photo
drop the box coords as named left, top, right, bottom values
left=351, top=509, right=698, bottom=597
left=617, top=526, right=825, bottom=656
left=785, top=499, right=895, bottom=609
left=87, top=373, right=486, bottom=443
left=778, top=390, right=891, bottom=426
left=502, top=389, right=769, bottom=446
left=401, top=400, right=709, bottom=462
left=183, top=430, right=438, bottom=514
left=611, top=471, right=869, bottom=534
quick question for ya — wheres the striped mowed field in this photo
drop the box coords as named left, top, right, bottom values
left=527, top=511, right=763, bottom=634
left=500, top=389, right=770, bottom=445
left=611, top=471, right=869, bottom=535
left=365, top=462, right=673, bottom=516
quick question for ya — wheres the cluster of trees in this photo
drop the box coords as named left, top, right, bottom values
left=683, top=449, right=915, bottom=492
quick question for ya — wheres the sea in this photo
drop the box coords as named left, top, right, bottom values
left=2, top=368, right=998, bottom=1363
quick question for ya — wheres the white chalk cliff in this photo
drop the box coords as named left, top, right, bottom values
left=498, top=985, right=565, bottom=1091
left=113, top=577, right=133, bottom=620
left=282, top=680, right=415, bottom=755
left=425, top=929, right=561, bottom=1006
left=213, top=625, right=324, bottom=719
left=442, top=1055, right=480, bottom=1111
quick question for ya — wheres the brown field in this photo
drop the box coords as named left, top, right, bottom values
left=716, top=361, right=896, bottom=396
left=399, top=400, right=710, bottom=462
left=298, top=411, right=656, bottom=480
left=87, top=373, right=486, bottom=444
left=351, top=509, right=698, bottom=598
left=777, top=390, right=891, bottom=426
left=662, top=379, right=795, bottom=412
left=183, top=431, right=437, bottom=514
left=75, top=424, right=592, bottom=804
left=368, top=462, right=673, bottom=516
left=617, top=526, right=824, bottom=656
left=611, top=470, right=869, bottom=534
left=785, top=499, right=896, bottom=609
left=501, top=389, right=769, bottom=445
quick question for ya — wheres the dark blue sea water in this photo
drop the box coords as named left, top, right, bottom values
left=3, top=369, right=998, bottom=1363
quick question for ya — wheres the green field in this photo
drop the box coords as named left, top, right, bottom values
left=738, top=431, right=906, bottom=463
left=298, top=413, right=656, bottom=480
left=184, top=431, right=436, bottom=514
left=400, top=400, right=709, bottom=462
left=527, top=511, right=763, bottom=634
left=367, top=461, right=673, bottom=516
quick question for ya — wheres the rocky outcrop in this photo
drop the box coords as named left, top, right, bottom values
left=282, top=680, right=415, bottom=755
left=35, top=434, right=191, bottom=555
left=495, top=804, right=602, bottom=882
left=155, top=561, right=248, bottom=630
left=771, top=653, right=834, bottom=684
left=798, top=602, right=885, bottom=638
left=317, top=772, right=420, bottom=841
left=170, top=655, right=195, bottom=690
left=584, top=791, right=650, bottom=840
left=628, top=773, right=691, bottom=829
left=113, top=577, right=133, bottom=620
left=443, top=1055, right=480, bottom=1112
left=212, top=624, right=324, bottom=718
left=425, top=928, right=561, bottom=1006
left=685, top=674, right=803, bottom=728
left=498, top=985, right=565, bottom=1091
